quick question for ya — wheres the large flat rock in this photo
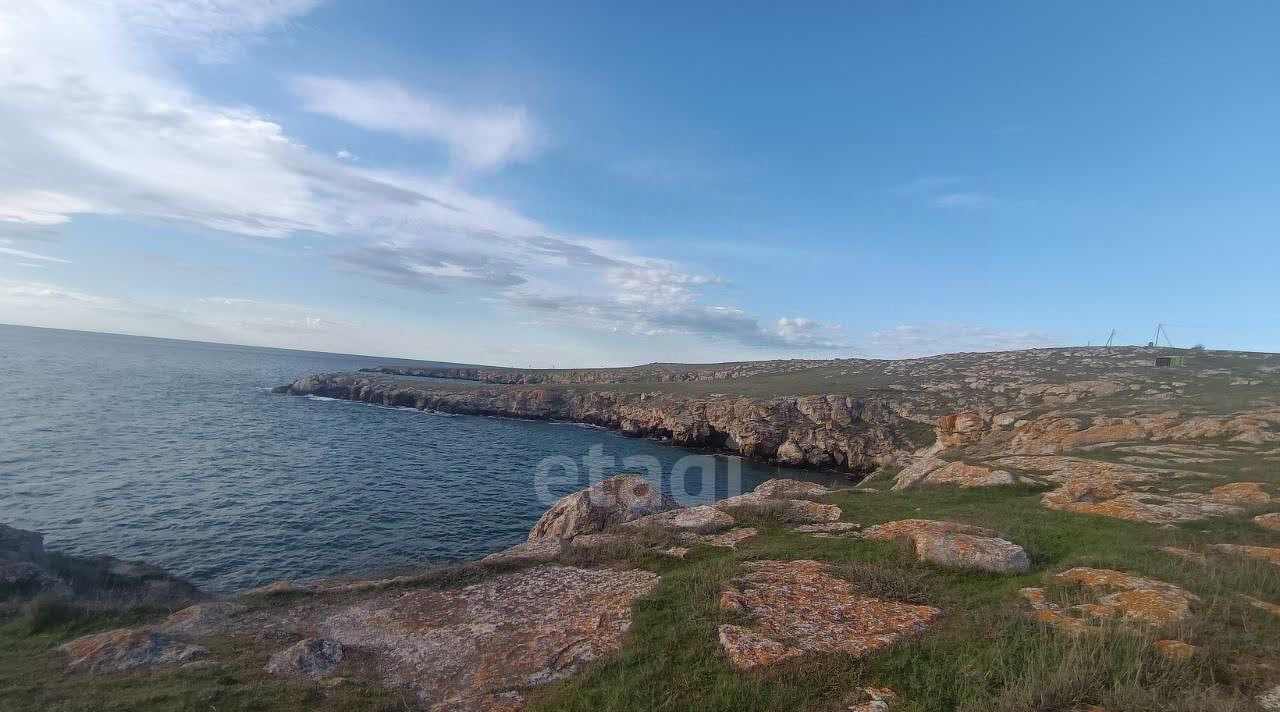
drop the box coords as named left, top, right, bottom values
left=318, top=564, right=659, bottom=710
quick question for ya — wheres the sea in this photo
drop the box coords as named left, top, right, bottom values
left=0, top=324, right=840, bottom=592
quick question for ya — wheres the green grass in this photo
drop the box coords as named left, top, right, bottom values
left=528, top=485, right=1280, bottom=711
left=4, top=484, right=1276, bottom=710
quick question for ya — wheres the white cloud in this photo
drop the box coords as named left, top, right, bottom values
left=290, top=76, right=539, bottom=170
left=0, top=0, right=836, bottom=354
left=865, top=323, right=1060, bottom=358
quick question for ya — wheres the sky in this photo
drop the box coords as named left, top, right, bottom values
left=0, top=1, right=1277, bottom=366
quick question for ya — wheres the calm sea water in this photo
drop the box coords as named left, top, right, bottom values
left=0, top=325, right=837, bottom=592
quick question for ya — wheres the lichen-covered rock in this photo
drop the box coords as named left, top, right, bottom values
left=1210, top=482, right=1271, bottom=505
left=318, top=564, right=659, bottom=709
left=716, top=624, right=803, bottom=668
left=793, top=522, right=862, bottom=538
left=1211, top=544, right=1280, bottom=565
left=684, top=527, right=758, bottom=549
left=863, top=519, right=1028, bottom=573
left=1256, top=513, right=1280, bottom=531
left=61, top=628, right=207, bottom=674
left=265, top=638, right=344, bottom=678
left=157, top=602, right=247, bottom=638
left=1022, top=568, right=1198, bottom=633
left=528, top=475, right=678, bottom=541
left=893, top=460, right=1014, bottom=490
left=714, top=492, right=841, bottom=523
left=716, top=560, right=939, bottom=669
left=993, top=455, right=1250, bottom=524
left=845, top=686, right=898, bottom=712
left=749, top=478, right=833, bottom=499
left=622, top=505, right=736, bottom=534
left=481, top=538, right=567, bottom=566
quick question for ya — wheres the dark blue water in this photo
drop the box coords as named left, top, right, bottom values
left=0, top=325, right=836, bottom=592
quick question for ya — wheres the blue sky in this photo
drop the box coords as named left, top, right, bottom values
left=1, top=1, right=1276, bottom=365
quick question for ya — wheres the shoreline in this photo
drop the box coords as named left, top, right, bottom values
left=274, top=372, right=933, bottom=475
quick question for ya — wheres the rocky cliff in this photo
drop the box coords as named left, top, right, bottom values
left=278, top=372, right=931, bottom=473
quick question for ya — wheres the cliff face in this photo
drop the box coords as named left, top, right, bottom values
left=281, top=373, right=930, bottom=473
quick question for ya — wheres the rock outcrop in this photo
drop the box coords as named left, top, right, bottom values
left=61, top=628, right=207, bottom=674
left=862, top=519, right=1030, bottom=573
left=318, top=564, right=659, bottom=709
left=1020, top=567, right=1198, bottom=633
left=717, top=559, right=939, bottom=669
left=892, top=459, right=1014, bottom=490
left=528, top=475, right=678, bottom=541
left=265, top=638, right=345, bottom=678
left=280, top=373, right=930, bottom=473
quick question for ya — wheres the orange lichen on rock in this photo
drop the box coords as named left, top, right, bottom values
left=60, top=628, right=207, bottom=674
left=893, top=459, right=1015, bottom=490
left=844, top=685, right=898, bottom=712
left=1256, top=513, right=1280, bottom=531
left=1020, top=568, right=1198, bottom=633
left=994, top=455, right=1250, bottom=524
left=1210, top=482, right=1272, bottom=505
left=717, top=560, right=939, bottom=669
left=1153, top=639, right=1198, bottom=660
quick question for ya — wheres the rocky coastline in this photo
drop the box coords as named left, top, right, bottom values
left=275, top=372, right=933, bottom=474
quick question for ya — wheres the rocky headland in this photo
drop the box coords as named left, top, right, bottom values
left=7, top=346, right=1280, bottom=711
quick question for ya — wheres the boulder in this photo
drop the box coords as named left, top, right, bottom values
left=1153, top=639, right=1197, bottom=660
left=61, top=628, right=207, bottom=674
left=528, top=475, right=678, bottom=541
left=717, top=560, right=938, bottom=669
left=265, top=638, right=344, bottom=678
left=863, top=519, right=1029, bottom=573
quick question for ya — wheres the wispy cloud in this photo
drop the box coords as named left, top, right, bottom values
left=0, top=1, right=836, bottom=354
left=289, top=76, right=539, bottom=170
left=864, top=323, right=1060, bottom=358
left=0, top=240, right=69, bottom=264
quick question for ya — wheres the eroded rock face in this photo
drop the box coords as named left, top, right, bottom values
left=61, top=628, right=207, bottom=674
left=318, top=564, right=659, bottom=710
left=528, top=475, right=678, bottom=541
left=265, top=638, right=344, bottom=678
left=1020, top=567, right=1198, bottom=633
left=862, top=519, right=1029, bottom=573
left=282, top=374, right=928, bottom=473
left=717, top=560, right=939, bottom=669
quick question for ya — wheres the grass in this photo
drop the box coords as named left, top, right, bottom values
left=4, top=471, right=1276, bottom=710
left=528, top=484, right=1279, bottom=711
